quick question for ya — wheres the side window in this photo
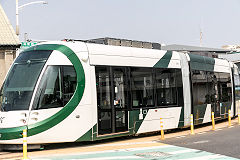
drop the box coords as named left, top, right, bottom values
left=36, top=66, right=63, bottom=109
left=33, top=65, right=76, bottom=110
left=156, top=68, right=181, bottom=106
left=131, top=67, right=154, bottom=108
left=192, top=70, right=208, bottom=106
left=96, top=66, right=111, bottom=109
left=113, top=67, right=129, bottom=109
left=234, top=73, right=240, bottom=101
left=63, top=66, right=77, bottom=104
left=218, top=72, right=232, bottom=102
left=206, top=71, right=216, bottom=103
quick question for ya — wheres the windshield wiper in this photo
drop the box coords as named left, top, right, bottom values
left=15, top=59, right=47, bottom=65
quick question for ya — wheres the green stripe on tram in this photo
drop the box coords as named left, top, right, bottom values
left=189, top=54, right=215, bottom=72
left=0, top=44, right=85, bottom=140
left=154, top=51, right=172, bottom=68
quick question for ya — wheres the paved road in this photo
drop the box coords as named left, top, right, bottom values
left=164, top=125, right=240, bottom=159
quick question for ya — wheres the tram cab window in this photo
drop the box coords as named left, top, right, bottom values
left=0, top=50, right=52, bottom=111
left=33, top=65, right=76, bottom=110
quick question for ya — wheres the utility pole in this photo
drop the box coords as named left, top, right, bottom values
left=200, top=28, right=203, bottom=47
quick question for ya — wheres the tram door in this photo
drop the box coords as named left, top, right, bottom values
left=208, top=72, right=221, bottom=117
left=212, top=83, right=221, bottom=118
left=96, top=66, right=128, bottom=135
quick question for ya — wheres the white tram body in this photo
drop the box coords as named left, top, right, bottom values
left=0, top=41, right=239, bottom=144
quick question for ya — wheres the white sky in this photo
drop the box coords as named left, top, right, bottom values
left=1, top=0, right=240, bottom=48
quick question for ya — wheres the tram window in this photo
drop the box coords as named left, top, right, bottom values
left=36, top=66, right=64, bottom=109
left=193, top=71, right=232, bottom=105
left=192, top=70, right=208, bottom=105
left=0, top=50, right=52, bottom=111
left=205, top=72, right=216, bottom=103
left=234, top=74, right=240, bottom=101
left=63, top=66, right=77, bottom=104
left=175, top=69, right=184, bottom=106
left=131, top=67, right=154, bottom=108
left=113, top=67, right=129, bottom=109
left=96, top=66, right=111, bottom=109
left=33, top=65, right=77, bottom=110
left=156, top=68, right=181, bottom=106
left=218, top=73, right=232, bottom=102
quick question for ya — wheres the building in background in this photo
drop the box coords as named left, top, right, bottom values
left=0, top=4, right=20, bottom=86
left=69, top=37, right=232, bottom=59
left=220, top=45, right=240, bottom=71
left=162, top=44, right=231, bottom=58
left=222, top=45, right=240, bottom=52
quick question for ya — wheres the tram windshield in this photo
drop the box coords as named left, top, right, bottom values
left=0, top=50, right=52, bottom=111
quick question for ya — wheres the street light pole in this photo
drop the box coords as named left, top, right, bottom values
left=15, top=0, right=48, bottom=38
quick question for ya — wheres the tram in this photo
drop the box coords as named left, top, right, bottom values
left=0, top=39, right=239, bottom=144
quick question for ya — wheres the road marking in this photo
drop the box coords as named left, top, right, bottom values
left=168, top=148, right=197, bottom=154
left=126, top=145, right=174, bottom=151
left=178, top=154, right=225, bottom=160
left=35, top=145, right=173, bottom=158
left=197, top=132, right=206, bottom=135
left=91, top=141, right=158, bottom=147
left=215, top=128, right=223, bottom=131
left=193, top=140, right=209, bottom=144
left=32, top=143, right=237, bottom=160
left=228, top=126, right=234, bottom=128
left=176, top=135, right=186, bottom=138
left=77, top=156, right=143, bottom=160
